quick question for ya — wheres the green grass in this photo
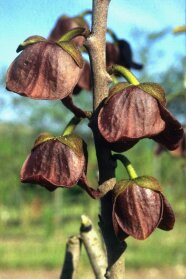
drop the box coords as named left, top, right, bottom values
left=0, top=125, right=185, bottom=270
left=0, top=199, right=185, bottom=270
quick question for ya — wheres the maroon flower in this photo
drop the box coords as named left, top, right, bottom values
left=98, top=82, right=184, bottom=151
left=73, top=61, right=91, bottom=95
left=112, top=176, right=175, bottom=240
left=20, top=133, right=87, bottom=191
left=106, top=40, right=143, bottom=70
left=6, top=36, right=83, bottom=100
left=155, top=132, right=186, bottom=157
left=106, top=43, right=120, bottom=67
left=48, top=15, right=89, bottom=47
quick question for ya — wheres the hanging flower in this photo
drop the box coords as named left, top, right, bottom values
left=6, top=35, right=83, bottom=100
left=48, top=15, right=89, bottom=46
left=112, top=176, right=175, bottom=240
left=98, top=82, right=183, bottom=151
left=106, top=40, right=143, bottom=70
left=20, top=133, right=87, bottom=191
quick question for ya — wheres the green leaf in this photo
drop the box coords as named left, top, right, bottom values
left=57, top=41, right=84, bottom=68
left=16, top=35, right=47, bottom=52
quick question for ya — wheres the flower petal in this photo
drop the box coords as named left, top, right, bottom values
left=158, top=194, right=175, bottom=231
left=114, top=184, right=162, bottom=240
left=6, top=41, right=81, bottom=100
left=73, top=61, right=91, bottom=95
left=112, top=211, right=129, bottom=241
left=98, top=86, right=165, bottom=142
left=20, top=140, right=85, bottom=190
left=152, top=105, right=184, bottom=150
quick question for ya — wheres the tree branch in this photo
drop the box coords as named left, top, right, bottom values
left=85, top=0, right=112, bottom=110
left=85, top=0, right=126, bottom=278
left=80, top=215, right=107, bottom=278
left=60, top=235, right=82, bottom=279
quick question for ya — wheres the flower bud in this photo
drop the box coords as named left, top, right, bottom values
left=112, top=176, right=175, bottom=240
left=106, top=40, right=143, bottom=70
left=20, top=133, right=87, bottom=191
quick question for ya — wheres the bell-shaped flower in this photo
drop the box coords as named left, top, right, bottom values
left=98, top=82, right=183, bottom=152
left=48, top=15, right=89, bottom=46
left=6, top=35, right=83, bottom=100
left=112, top=176, right=175, bottom=240
left=106, top=40, right=143, bottom=70
left=20, top=133, right=87, bottom=191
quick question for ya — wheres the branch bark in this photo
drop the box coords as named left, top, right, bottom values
left=60, top=235, right=81, bottom=279
left=80, top=215, right=107, bottom=278
left=85, top=0, right=126, bottom=278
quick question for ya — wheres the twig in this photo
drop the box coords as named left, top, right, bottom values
left=60, top=235, right=82, bottom=279
left=80, top=215, right=107, bottom=279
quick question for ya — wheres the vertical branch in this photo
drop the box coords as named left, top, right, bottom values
left=85, top=0, right=126, bottom=278
left=85, top=0, right=112, bottom=109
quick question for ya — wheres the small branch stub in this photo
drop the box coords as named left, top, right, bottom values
left=80, top=215, right=107, bottom=279
left=60, top=235, right=82, bottom=279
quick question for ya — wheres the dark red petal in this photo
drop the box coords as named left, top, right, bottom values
left=6, top=42, right=81, bottom=100
left=48, top=16, right=87, bottom=47
left=20, top=140, right=85, bottom=189
left=73, top=61, right=91, bottom=95
left=106, top=43, right=120, bottom=67
left=114, top=184, right=162, bottom=240
left=152, top=105, right=184, bottom=150
left=158, top=194, right=175, bottom=231
left=112, top=204, right=129, bottom=241
left=98, top=86, right=165, bottom=142
left=170, top=133, right=186, bottom=157
left=107, top=139, right=138, bottom=152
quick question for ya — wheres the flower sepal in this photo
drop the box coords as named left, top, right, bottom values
left=16, top=35, right=47, bottom=52
left=57, top=41, right=84, bottom=68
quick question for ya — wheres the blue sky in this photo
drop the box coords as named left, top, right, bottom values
left=0, top=0, right=185, bottom=122
left=0, top=0, right=185, bottom=66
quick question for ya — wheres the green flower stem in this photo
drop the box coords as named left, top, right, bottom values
left=62, top=116, right=81, bottom=136
left=58, top=27, right=88, bottom=43
left=112, top=75, right=119, bottom=85
left=79, top=10, right=92, bottom=18
left=113, top=154, right=138, bottom=179
left=107, top=28, right=119, bottom=42
left=108, top=65, right=140, bottom=85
